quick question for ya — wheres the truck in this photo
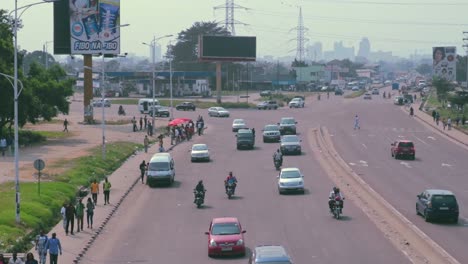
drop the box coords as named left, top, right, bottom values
left=392, top=83, right=399, bottom=90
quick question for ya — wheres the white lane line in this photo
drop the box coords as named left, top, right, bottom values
left=349, top=162, right=356, bottom=166
left=400, top=161, right=412, bottom=168
left=413, top=136, right=429, bottom=146
left=441, top=163, right=452, bottom=167
left=359, top=160, right=369, bottom=167
left=362, top=143, right=368, bottom=149
left=427, top=136, right=436, bottom=140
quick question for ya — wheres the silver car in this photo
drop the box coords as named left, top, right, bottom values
left=190, top=144, right=210, bottom=162
left=208, top=107, right=230, bottom=117
left=262, top=124, right=280, bottom=143
left=280, top=135, right=301, bottom=155
left=277, top=168, right=305, bottom=194
left=232, top=119, right=247, bottom=132
left=288, top=98, right=304, bottom=108
left=92, top=99, right=111, bottom=107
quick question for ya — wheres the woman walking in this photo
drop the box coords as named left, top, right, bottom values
left=86, top=197, right=95, bottom=229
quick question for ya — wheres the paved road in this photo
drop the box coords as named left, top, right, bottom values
left=84, top=104, right=409, bottom=263
left=320, top=87, right=468, bottom=263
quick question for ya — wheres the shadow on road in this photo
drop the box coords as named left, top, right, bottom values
left=228, top=195, right=244, bottom=200
left=338, top=215, right=353, bottom=221
left=209, top=247, right=251, bottom=260
left=198, top=205, right=213, bottom=210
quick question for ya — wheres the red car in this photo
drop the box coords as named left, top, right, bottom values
left=391, top=140, right=415, bottom=160
left=205, top=217, right=246, bottom=257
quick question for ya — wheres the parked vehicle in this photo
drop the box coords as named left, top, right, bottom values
left=92, top=98, right=111, bottom=107
left=138, top=98, right=160, bottom=114
left=334, top=88, right=344, bottom=95
left=260, top=90, right=272, bottom=96
left=148, top=105, right=170, bottom=117
left=416, top=189, right=459, bottom=223
left=392, top=83, right=400, bottom=90
left=176, top=102, right=196, bottom=111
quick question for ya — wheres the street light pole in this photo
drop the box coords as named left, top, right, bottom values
left=101, top=52, right=106, bottom=159
left=14, top=0, right=20, bottom=224
left=169, top=53, right=174, bottom=119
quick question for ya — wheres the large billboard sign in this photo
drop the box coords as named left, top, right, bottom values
left=69, top=0, right=121, bottom=55
left=198, top=36, right=256, bottom=62
left=433, top=46, right=456, bottom=81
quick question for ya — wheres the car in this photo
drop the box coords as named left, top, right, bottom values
left=321, top=86, right=329, bottom=91
left=262, top=124, right=281, bottom=143
left=257, top=101, right=278, bottom=110
left=148, top=105, right=170, bottom=117
left=208, top=107, right=230, bottom=117
left=232, top=119, right=247, bottom=132
left=279, top=117, right=297, bottom=135
left=293, top=95, right=305, bottom=101
left=175, top=102, right=196, bottom=111
left=416, top=189, right=459, bottom=223
left=288, top=98, right=304, bottom=108
left=371, top=88, right=379, bottom=95
left=190, top=144, right=210, bottom=162
left=334, top=88, right=344, bottom=95
left=260, top=90, right=272, bottom=96
left=236, top=128, right=255, bottom=149
left=363, top=93, right=372, bottom=99
left=394, top=96, right=404, bottom=105
left=351, top=86, right=360, bottom=91
left=391, top=140, right=415, bottom=160
left=249, top=245, right=293, bottom=264
left=92, top=99, right=111, bottom=107
left=205, top=217, right=246, bottom=257
left=280, top=135, right=301, bottom=155
left=277, top=167, right=304, bottom=194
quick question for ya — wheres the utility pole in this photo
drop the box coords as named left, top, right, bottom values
left=290, top=7, right=308, bottom=62
left=463, top=32, right=468, bottom=89
left=214, top=0, right=248, bottom=35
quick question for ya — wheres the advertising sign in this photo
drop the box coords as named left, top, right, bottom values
left=433, top=46, right=456, bottom=81
left=69, top=0, right=121, bottom=55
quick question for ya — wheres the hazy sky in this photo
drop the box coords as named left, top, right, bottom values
left=2, top=0, right=467, bottom=60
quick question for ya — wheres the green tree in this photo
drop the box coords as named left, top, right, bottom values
left=22, top=50, right=57, bottom=74
left=291, top=59, right=308, bottom=67
left=432, top=77, right=454, bottom=102
left=416, top=63, right=432, bottom=75
left=456, top=55, right=467, bottom=82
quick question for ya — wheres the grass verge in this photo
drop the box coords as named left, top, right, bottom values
left=424, top=92, right=468, bottom=132
left=344, top=89, right=366, bottom=99
left=0, top=141, right=141, bottom=252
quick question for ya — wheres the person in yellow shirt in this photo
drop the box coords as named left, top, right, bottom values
left=90, top=180, right=99, bottom=205
left=103, top=177, right=112, bottom=205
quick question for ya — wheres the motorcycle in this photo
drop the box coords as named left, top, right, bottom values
left=331, top=196, right=343, bottom=219
left=226, top=182, right=236, bottom=199
left=194, top=190, right=205, bottom=208
left=274, top=159, right=281, bottom=171
left=118, top=107, right=126, bottom=116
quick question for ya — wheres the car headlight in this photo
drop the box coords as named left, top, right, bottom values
left=279, top=182, right=285, bottom=186
left=298, top=181, right=303, bottom=185
left=236, top=239, right=244, bottom=245
left=210, top=239, right=217, bottom=246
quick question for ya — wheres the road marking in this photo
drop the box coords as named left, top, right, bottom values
left=413, top=136, right=429, bottom=146
left=362, top=143, right=368, bottom=149
left=441, top=163, right=452, bottom=167
left=349, top=162, right=356, bottom=166
left=359, top=160, right=369, bottom=167
left=400, top=161, right=412, bottom=168
left=427, top=136, right=436, bottom=140
left=398, top=135, right=404, bottom=138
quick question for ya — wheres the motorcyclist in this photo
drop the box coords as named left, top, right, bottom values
left=409, top=106, right=414, bottom=116
left=273, top=149, right=283, bottom=167
left=224, top=172, right=238, bottom=193
left=328, top=187, right=345, bottom=212
left=118, top=105, right=125, bottom=115
left=194, top=180, right=206, bottom=203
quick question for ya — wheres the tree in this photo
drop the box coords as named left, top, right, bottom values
left=432, top=77, right=454, bottom=102
left=416, top=64, right=432, bottom=75
left=456, top=55, right=467, bottom=83
left=291, top=59, right=308, bottom=67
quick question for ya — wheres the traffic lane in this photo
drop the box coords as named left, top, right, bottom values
left=85, top=109, right=409, bottom=264
left=325, top=101, right=468, bottom=263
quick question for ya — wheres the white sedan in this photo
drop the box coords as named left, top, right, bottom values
left=288, top=98, right=304, bottom=108
left=208, top=107, right=230, bottom=117
left=232, top=119, right=247, bottom=132
left=191, top=144, right=210, bottom=162
left=277, top=167, right=305, bottom=194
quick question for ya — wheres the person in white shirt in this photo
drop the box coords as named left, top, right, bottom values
left=8, top=252, right=23, bottom=264
left=60, top=203, right=67, bottom=231
left=328, top=187, right=345, bottom=212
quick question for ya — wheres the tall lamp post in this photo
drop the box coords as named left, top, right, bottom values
left=166, top=41, right=175, bottom=119
left=142, top=34, right=173, bottom=130
left=43, top=40, right=53, bottom=69
left=11, top=0, right=58, bottom=224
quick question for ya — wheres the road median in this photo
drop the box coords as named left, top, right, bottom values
left=308, top=127, right=459, bottom=264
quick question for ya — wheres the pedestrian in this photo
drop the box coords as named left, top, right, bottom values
left=159, top=145, right=165, bottom=152
left=447, top=118, right=452, bottom=130
left=65, top=202, right=75, bottom=235
left=456, top=116, right=460, bottom=126
left=252, top=128, right=255, bottom=137
left=103, top=177, right=111, bottom=205
left=63, top=119, right=69, bottom=132
left=170, top=127, right=175, bottom=145
left=327, top=91, right=330, bottom=99
left=91, top=179, right=99, bottom=205
left=45, top=233, right=62, bottom=264
left=60, top=203, right=67, bottom=232
left=157, top=134, right=164, bottom=148
left=139, top=160, right=146, bottom=184
left=0, top=137, right=6, bottom=157
left=0, top=254, right=6, bottom=264
left=175, top=127, right=180, bottom=143
left=197, top=121, right=203, bottom=136
left=435, top=112, right=440, bottom=125
left=7, top=252, right=23, bottom=264
left=354, top=115, right=360, bottom=130
left=442, top=118, right=447, bottom=130
left=24, top=253, right=37, bottom=264
left=409, top=106, right=414, bottom=117
left=144, top=115, right=148, bottom=129
left=75, top=199, right=84, bottom=232
left=86, top=197, right=95, bottom=229
left=144, top=135, right=149, bottom=153
left=35, top=231, right=48, bottom=264
left=148, top=122, right=153, bottom=137
left=132, top=117, right=137, bottom=132
left=432, top=110, right=436, bottom=122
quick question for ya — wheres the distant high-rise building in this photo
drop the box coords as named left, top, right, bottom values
left=358, top=38, right=371, bottom=59
left=323, top=41, right=354, bottom=61
left=149, top=44, right=162, bottom=62
left=308, top=42, right=323, bottom=61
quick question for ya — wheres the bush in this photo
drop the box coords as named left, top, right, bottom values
left=18, top=130, right=46, bottom=146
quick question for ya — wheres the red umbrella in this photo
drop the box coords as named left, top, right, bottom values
left=168, top=118, right=192, bottom=126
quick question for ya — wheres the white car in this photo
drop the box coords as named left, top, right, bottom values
left=208, top=107, right=230, bottom=117
left=351, top=86, right=360, bottom=91
left=92, top=99, right=111, bottom=107
left=190, top=144, right=210, bottom=162
left=288, top=98, right=304, bottom=108
left=363, top=93, right=372, bottom=100
left=232, top=119, right=247, bottom=132
left=277, top=167, right=305, bottom=194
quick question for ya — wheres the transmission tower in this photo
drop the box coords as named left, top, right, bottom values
left=290, top=7, right=308, bottom=62
left=214, top=0, right=248, bottom=35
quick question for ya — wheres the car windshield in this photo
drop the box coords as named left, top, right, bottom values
left=291, top=98, right=300, bottom=102
left=234, top=120, right=245, bottom=124
left=211, top=223, right=240, bottom=235
left=238, top=133, right=252, bottom=139
left=398, top=142, right=414, bottom=147
left=282, top=136, right=299, bottom=143
left=264, top=125, right=279, bottom=131
left=148, top=162, right=170, bottom=171
left=281, top=119, right=295, bottom=124
left=218, top=107, right=226, bottom=111
left=432, top=195, right=456, bottom=205
left=281, top=170, right=301, bottom=179
left=192, top=145, right=207, bottom=151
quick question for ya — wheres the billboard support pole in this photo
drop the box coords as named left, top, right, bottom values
left=84, top=55, right=93, bottom=123
left=216, top=62, right=222, bottom=104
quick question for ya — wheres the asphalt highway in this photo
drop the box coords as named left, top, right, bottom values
left=83, top=99, right=410, bottom=264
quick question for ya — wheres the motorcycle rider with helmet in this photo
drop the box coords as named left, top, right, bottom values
left=328, top=187, right=345, bottom=212
left=273, top=149, right=283, bottom=167
left=194, top=180, right=206, bottom=203
left=224, top=172, right=238, bottom=194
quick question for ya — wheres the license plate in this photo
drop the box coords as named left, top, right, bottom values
left=439, top=207, right=449, bottom=210
left=221, top=247, right=232, bottom=251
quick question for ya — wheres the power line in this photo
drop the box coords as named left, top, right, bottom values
left=214, top=0, right=248, bottom=35
left=300, top=0, right=468, bottom=6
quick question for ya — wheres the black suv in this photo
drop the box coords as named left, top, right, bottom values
left=416, top=189, right=459, bottom=223
left=279, top=117, right=297, bottom=135
left=175, top=102, right=196, bottom=111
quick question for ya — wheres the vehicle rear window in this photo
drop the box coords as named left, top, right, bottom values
left=432, top=195, right=456, bottom=205
left=149, top=162, right=170, bottom=171
left=211, top=223, right=240, bottom=235
left=398, top=142, right=414, bottom=147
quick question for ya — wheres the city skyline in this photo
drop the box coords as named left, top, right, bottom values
left=2, top=0, right=467, bottom=60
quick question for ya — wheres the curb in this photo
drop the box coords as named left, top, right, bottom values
left=72, top=142, right=180, bottom=264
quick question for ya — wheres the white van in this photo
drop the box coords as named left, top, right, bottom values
left=147, top=153, right=175, bottom=186
left=138, top=99, right=160, bottom=114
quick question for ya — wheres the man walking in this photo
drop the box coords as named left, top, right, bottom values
left=103, top=177, right=111, bottom=205
left=144, top=115, right=148, bottom=129
left=139, top=116, right=143, bottom=131
left=354, top=115, right=360, bottom=130
left=63, top=119, right=69, bottom=132
left=144, top=135, right=149, bottom=153
left=75, top=199, right=84, bottom=232
left=35, top=230, right=48, bottom=264
left=65, top=202, right=75, bottom=235
left=139, top=160, right=146, bottom=184
left=0, top=136, right=6, bottom=157
left=46, top=233, right=62, bottom=264
left=91, top=179, right=99, bottom=205
left=60, top=203, right=67, bottom=232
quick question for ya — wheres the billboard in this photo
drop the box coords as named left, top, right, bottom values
left=198, top=36, right=256, bottom=62
left=69, top=0, right=121, bottom=55
left=433, top=46, right=456, bottom=81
